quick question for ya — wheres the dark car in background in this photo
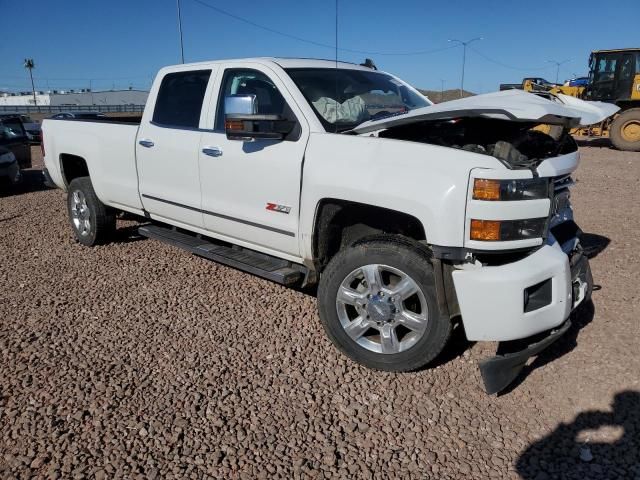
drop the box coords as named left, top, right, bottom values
left=0, top=114, right=41, bottom=144
left=0, top=116, right=32, bottom=170
left=50, top=111, right=108, bottom=120
left=0, top=145, right=21, bottom=184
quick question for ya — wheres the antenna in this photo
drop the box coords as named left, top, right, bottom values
left=334, top=0, right=338, bottom=133
left=176, top=0, right=185, bottom=63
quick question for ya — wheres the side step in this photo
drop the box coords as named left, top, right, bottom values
left=138, top=224, right=305, bottom=286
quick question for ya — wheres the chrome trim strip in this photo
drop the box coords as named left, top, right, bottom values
left=141, top=194, right=295, bottom=237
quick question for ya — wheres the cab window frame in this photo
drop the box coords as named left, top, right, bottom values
left=213, top=68, right=299, bottom=136
left=152, top=69, right=212, bottom=130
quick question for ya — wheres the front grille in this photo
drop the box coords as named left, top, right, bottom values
left=548, top=175, right=578, bottom=252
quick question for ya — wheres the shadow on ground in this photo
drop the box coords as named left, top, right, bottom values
left=113, top=224, right=149, bottom=244
left=575, top=137, right=613, bottom=149
left=0, top=168, right=50, bottom=198
left=498, top=299, right=595, bottom=396
left=517, top=390, right=640, bottom=479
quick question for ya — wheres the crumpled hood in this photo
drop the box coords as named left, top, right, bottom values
left=352, top=89, right=620, bottom=134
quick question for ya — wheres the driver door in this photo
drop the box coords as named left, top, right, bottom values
left=198, top=64, right=308, bottom=258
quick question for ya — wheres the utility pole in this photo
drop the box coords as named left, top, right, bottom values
left=440, top=79, right=445, bottom=103
left=548, top=59, right=570, bottom=84
left=176, top=0, right=185, bottom=63
left=24, top=58, right=38, bottom=111
left=448, top=37, right=482, bottom=98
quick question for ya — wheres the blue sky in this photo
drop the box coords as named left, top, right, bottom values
left=1, top=0, right=636, bottom=94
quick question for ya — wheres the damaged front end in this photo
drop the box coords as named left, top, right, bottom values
left=352, top=89, right=619, bottom=170
left=377, top=117, right=578, bottom=170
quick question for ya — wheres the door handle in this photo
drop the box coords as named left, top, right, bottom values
left=202, top=146, right=223, bottom=157
left=138, top=139, right=154, bottom=148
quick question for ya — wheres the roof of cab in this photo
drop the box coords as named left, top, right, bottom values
left=161, top=57, right=376, bottom=72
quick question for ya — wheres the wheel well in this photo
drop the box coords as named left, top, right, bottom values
left=60, top=153, right=89, bottom=186
left=312, top=199, right=426, bottom=270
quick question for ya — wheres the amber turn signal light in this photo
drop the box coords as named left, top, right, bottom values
left=470, top=219, right=501, bottom=241
left=225, top=120, right=245, bottom=131
left=472, top=179, right=501, bottom=201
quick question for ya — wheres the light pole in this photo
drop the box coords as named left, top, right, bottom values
left=176, top=0, right=185, bottom=63
left=448, top=37, right=482, bottom=98
left=548, top=59, right=570, bottom=84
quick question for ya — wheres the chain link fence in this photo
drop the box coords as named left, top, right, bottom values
left=0, top=104, right=144, bottom=114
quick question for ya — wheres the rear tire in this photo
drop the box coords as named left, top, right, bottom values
left=317, top=237, right=451, bottom=372
left=67, top=177, right=115, bottom=246
left=610, top=108, right=640, bottom=152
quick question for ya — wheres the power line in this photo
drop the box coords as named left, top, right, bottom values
left=448, top=37, right=483, bottom=98
left=548, top=59, right=571, bottom=84
left=190, top=0, right=458, bottom=57
left=468, top=46, right=551, bottom=72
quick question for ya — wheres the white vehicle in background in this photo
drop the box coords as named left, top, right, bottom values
left=41, top=58, right=617, bottom=393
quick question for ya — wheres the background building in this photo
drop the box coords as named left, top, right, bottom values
left=0, top=89, right=148, bottom=107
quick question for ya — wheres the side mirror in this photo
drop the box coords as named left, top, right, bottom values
left=224, top=94, right=295, bottom=141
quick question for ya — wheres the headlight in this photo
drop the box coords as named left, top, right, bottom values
left=473, top=178, right=550, bottom=201
left=470, top=218, right=547, bottom=241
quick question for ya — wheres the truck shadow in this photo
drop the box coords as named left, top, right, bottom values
left=113, top=224, right=150, bottom=244
left=516, top=390, right=640, bottom=479
left=498, top=299, right=595, bottom=396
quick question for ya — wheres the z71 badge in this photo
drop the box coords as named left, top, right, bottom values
left=266, top=203, right=291, bottom=214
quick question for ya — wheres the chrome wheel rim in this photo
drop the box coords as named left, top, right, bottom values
left=335, top=264, right=428, bottom=354
left=70, top=190, right=91, bottom=237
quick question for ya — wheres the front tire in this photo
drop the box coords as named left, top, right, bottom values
left=317, top=237, right=451, bottom=371
left=67, top=177, right=115, bottom=246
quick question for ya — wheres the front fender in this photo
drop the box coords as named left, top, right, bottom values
left=299, top=133, right=503, bottom=260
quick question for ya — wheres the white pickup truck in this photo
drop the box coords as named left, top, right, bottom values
left=42, top=58, right=618, bottom=393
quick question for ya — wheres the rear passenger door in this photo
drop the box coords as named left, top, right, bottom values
left=137, top=67, right=217, bottom=228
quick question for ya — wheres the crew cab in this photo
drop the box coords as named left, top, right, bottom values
left=42, top=58, right=617, bottom=393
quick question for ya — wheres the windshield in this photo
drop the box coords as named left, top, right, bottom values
left=286, top=68, right=431, bottom=132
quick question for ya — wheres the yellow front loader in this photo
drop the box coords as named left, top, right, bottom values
left=501, top=49, right=640, bottom=151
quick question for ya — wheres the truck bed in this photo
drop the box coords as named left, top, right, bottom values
left=42, top=118, right=143, bottom=213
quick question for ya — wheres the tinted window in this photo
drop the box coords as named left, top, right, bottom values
left=215, top=69, right=287, bottom=130
left=153, top=70, right=211, bottom=128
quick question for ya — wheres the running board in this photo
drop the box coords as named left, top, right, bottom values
left=138, top=224, right=305, bottom=286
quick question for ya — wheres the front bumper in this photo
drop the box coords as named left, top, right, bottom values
left=452, top=241, right=590, bottom=342
left=0, top=161, right=21, bottom=184
left=452, top=239, right=592, bottom=394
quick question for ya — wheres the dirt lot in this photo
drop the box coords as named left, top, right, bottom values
left=1, top=144, right=638, bottom=479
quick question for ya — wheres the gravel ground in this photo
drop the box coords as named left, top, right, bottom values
left=0, top=144, right=638, bottom=479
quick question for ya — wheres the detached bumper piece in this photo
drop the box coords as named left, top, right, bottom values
left=479, top=319, right=571, bottom=395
